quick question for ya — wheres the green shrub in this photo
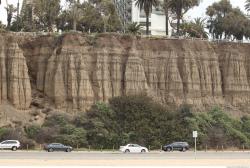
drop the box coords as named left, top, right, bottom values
left=0, top=128, right=9, bottom=141
left=25, top=125, right=41, bottom=139
left=43, top=114, right=69, bottom=127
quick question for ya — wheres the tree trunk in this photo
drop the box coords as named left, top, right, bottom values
left=164, top=0, right=169, bottom=36
left=48, top=21, right=53, bottom=32
left=7, top=15, right=11, bottom=28
left=73, top=19, right=77, bottom=31
left=146, top=13, right=149, bottom=35
left=73, top=0, right=79, bottom=31
left=177, top=14, right=180, bottom=35
left=165, top=8, right=169, bottom=36
left=176, top=2, right=182, bottom=36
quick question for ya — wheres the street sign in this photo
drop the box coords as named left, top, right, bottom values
left=193, top=131, right=198, bottom=159
left=193, top=131, right=198, bottom=138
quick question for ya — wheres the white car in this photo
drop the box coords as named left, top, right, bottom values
left=0, top=140, right=21, bottom=151
left=119, top=144, right=148, bottom=153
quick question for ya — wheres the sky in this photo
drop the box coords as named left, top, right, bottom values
left=0, top=0, right=247, bottom=24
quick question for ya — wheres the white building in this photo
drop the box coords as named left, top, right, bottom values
left=131, top=0, right=173, bottom=36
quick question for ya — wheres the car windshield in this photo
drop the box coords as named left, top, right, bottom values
left=51, top=143, right=63, bottom=146
left=1, top=141, right=17, bottom=144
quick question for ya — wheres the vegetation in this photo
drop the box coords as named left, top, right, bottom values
left=5, top=4, right=17, bottom=29
left=167, top=0, right=201, bottom=35
left=127, top=22, right=142, bottom=35
left=0, top=95, right=249, bottom=150
left=0, top=21, right=6, bottom=31
left=33, top=0, right=61, bottom=32
left=0, top=0, right=250, bottom=40
left=85, top=96, right=250, bottom=149
left=135, top=0, right=158, bottom=35
left=206, top=0, right=250, bottom=40
left=245, top=0, right=250, bottom=13
left=181, top=17, right=208, bottom=38
left=163, top=0, right=170, bottom=36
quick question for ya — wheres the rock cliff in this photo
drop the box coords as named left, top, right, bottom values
left=0, top=35, right=31, bottom=110
left=1, top=32, right=250, bottom=115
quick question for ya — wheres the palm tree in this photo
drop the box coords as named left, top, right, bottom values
left=127, top=22, right=142, bottom=35
left=168, top=0, right=201, bottom=35
left=182, top=17, right=208, bottom=38
left=66, top=0, right=81, bottom=31
left=135, top=0, right=158, bottom=35
left=245, top=0, right=250, bottom=13
left=5, top=0, right=17, bottom=29
left=163, top=0, right=170, bottom=36
left=72, top=0, right=80, bottom=31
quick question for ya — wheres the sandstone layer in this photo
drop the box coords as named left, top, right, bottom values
left=0, top=34, right=31, bottom=109
left=1, top=32, right=250, bottom=115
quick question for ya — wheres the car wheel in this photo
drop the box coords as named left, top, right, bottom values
left=141, top=149, right=146, bottom=153
left=166, top=147, right=171, bottom=152
left=182, top=147, right=187, bottom=152
left=66, top=148, right=71, bottom=152
left=48, top=148, right=53, bottom=152
left=12, top=146, right=17, bottom=151
left=125, top=149, right=130, bottom=153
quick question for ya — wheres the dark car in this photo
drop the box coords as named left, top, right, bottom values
left=44, top=143, right=73, bottom=152
left=162, top=142, right=189, bottom=152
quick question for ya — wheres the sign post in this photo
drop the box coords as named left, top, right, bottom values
left=193, top=131, right=198, bottom=159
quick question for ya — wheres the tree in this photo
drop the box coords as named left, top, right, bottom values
left=20, top=1, right=34, bottom=31
left=223, top=8, right=247, bottom=40
left=9, top=15, right=24, bottom=32
left=78, top=2, right=104, bottom=32
left=135, top=0, right=158, bottom=35
left=168, top=0, right=201, bottom=35
left=99, top=0, right=121, bottom=32
left=85, top=102, right=119, bottom=148
left=85, top=95, right=179, bottom=149
left=5, top=4, right=17, bottom=29
left=245, top=0, right=250, bottom=13
left=163, top=0, right=170, bottom=36
left=63, top=0, right=121, bottom=33
left=55, top=10, right=71, bottom=31
left=206, top=0, right=250, bottom=40
left=33, top=0, right=61, bottom=32
left=65, top=0, right=82, bottom=31
left=181, top=17, right=208, bottom=38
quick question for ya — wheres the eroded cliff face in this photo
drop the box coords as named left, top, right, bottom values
left=1, top=33, right=250, bottom=115
left=0, top=35, right=31, bottom=109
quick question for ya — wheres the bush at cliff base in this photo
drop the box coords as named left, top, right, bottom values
left=0, top=95, right=249, bottom=150
left=85, top=95, right=250, bottom=149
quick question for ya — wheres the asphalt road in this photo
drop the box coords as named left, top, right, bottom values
left=0, top=151, right=249, bottom=166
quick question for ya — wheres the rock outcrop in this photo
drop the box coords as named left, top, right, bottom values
left=1, top=32, right=250, bottom=115
left=0, top=35, right=31, bottom=109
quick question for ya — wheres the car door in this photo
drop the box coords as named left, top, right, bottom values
left=52, top=144, right=60, bottom=151
left=59, top=144, right=65, bottom=151
left=128, top=144, right=136, bottom=152
left=134, top=144, right=141, bottom=153
left=172, top=143, right=178, bottom=150
left=56, top=144, right=64, bottom=151
left=176, top=143, right=182, bottom=150
left=0, top=141, right=7, bottom=149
